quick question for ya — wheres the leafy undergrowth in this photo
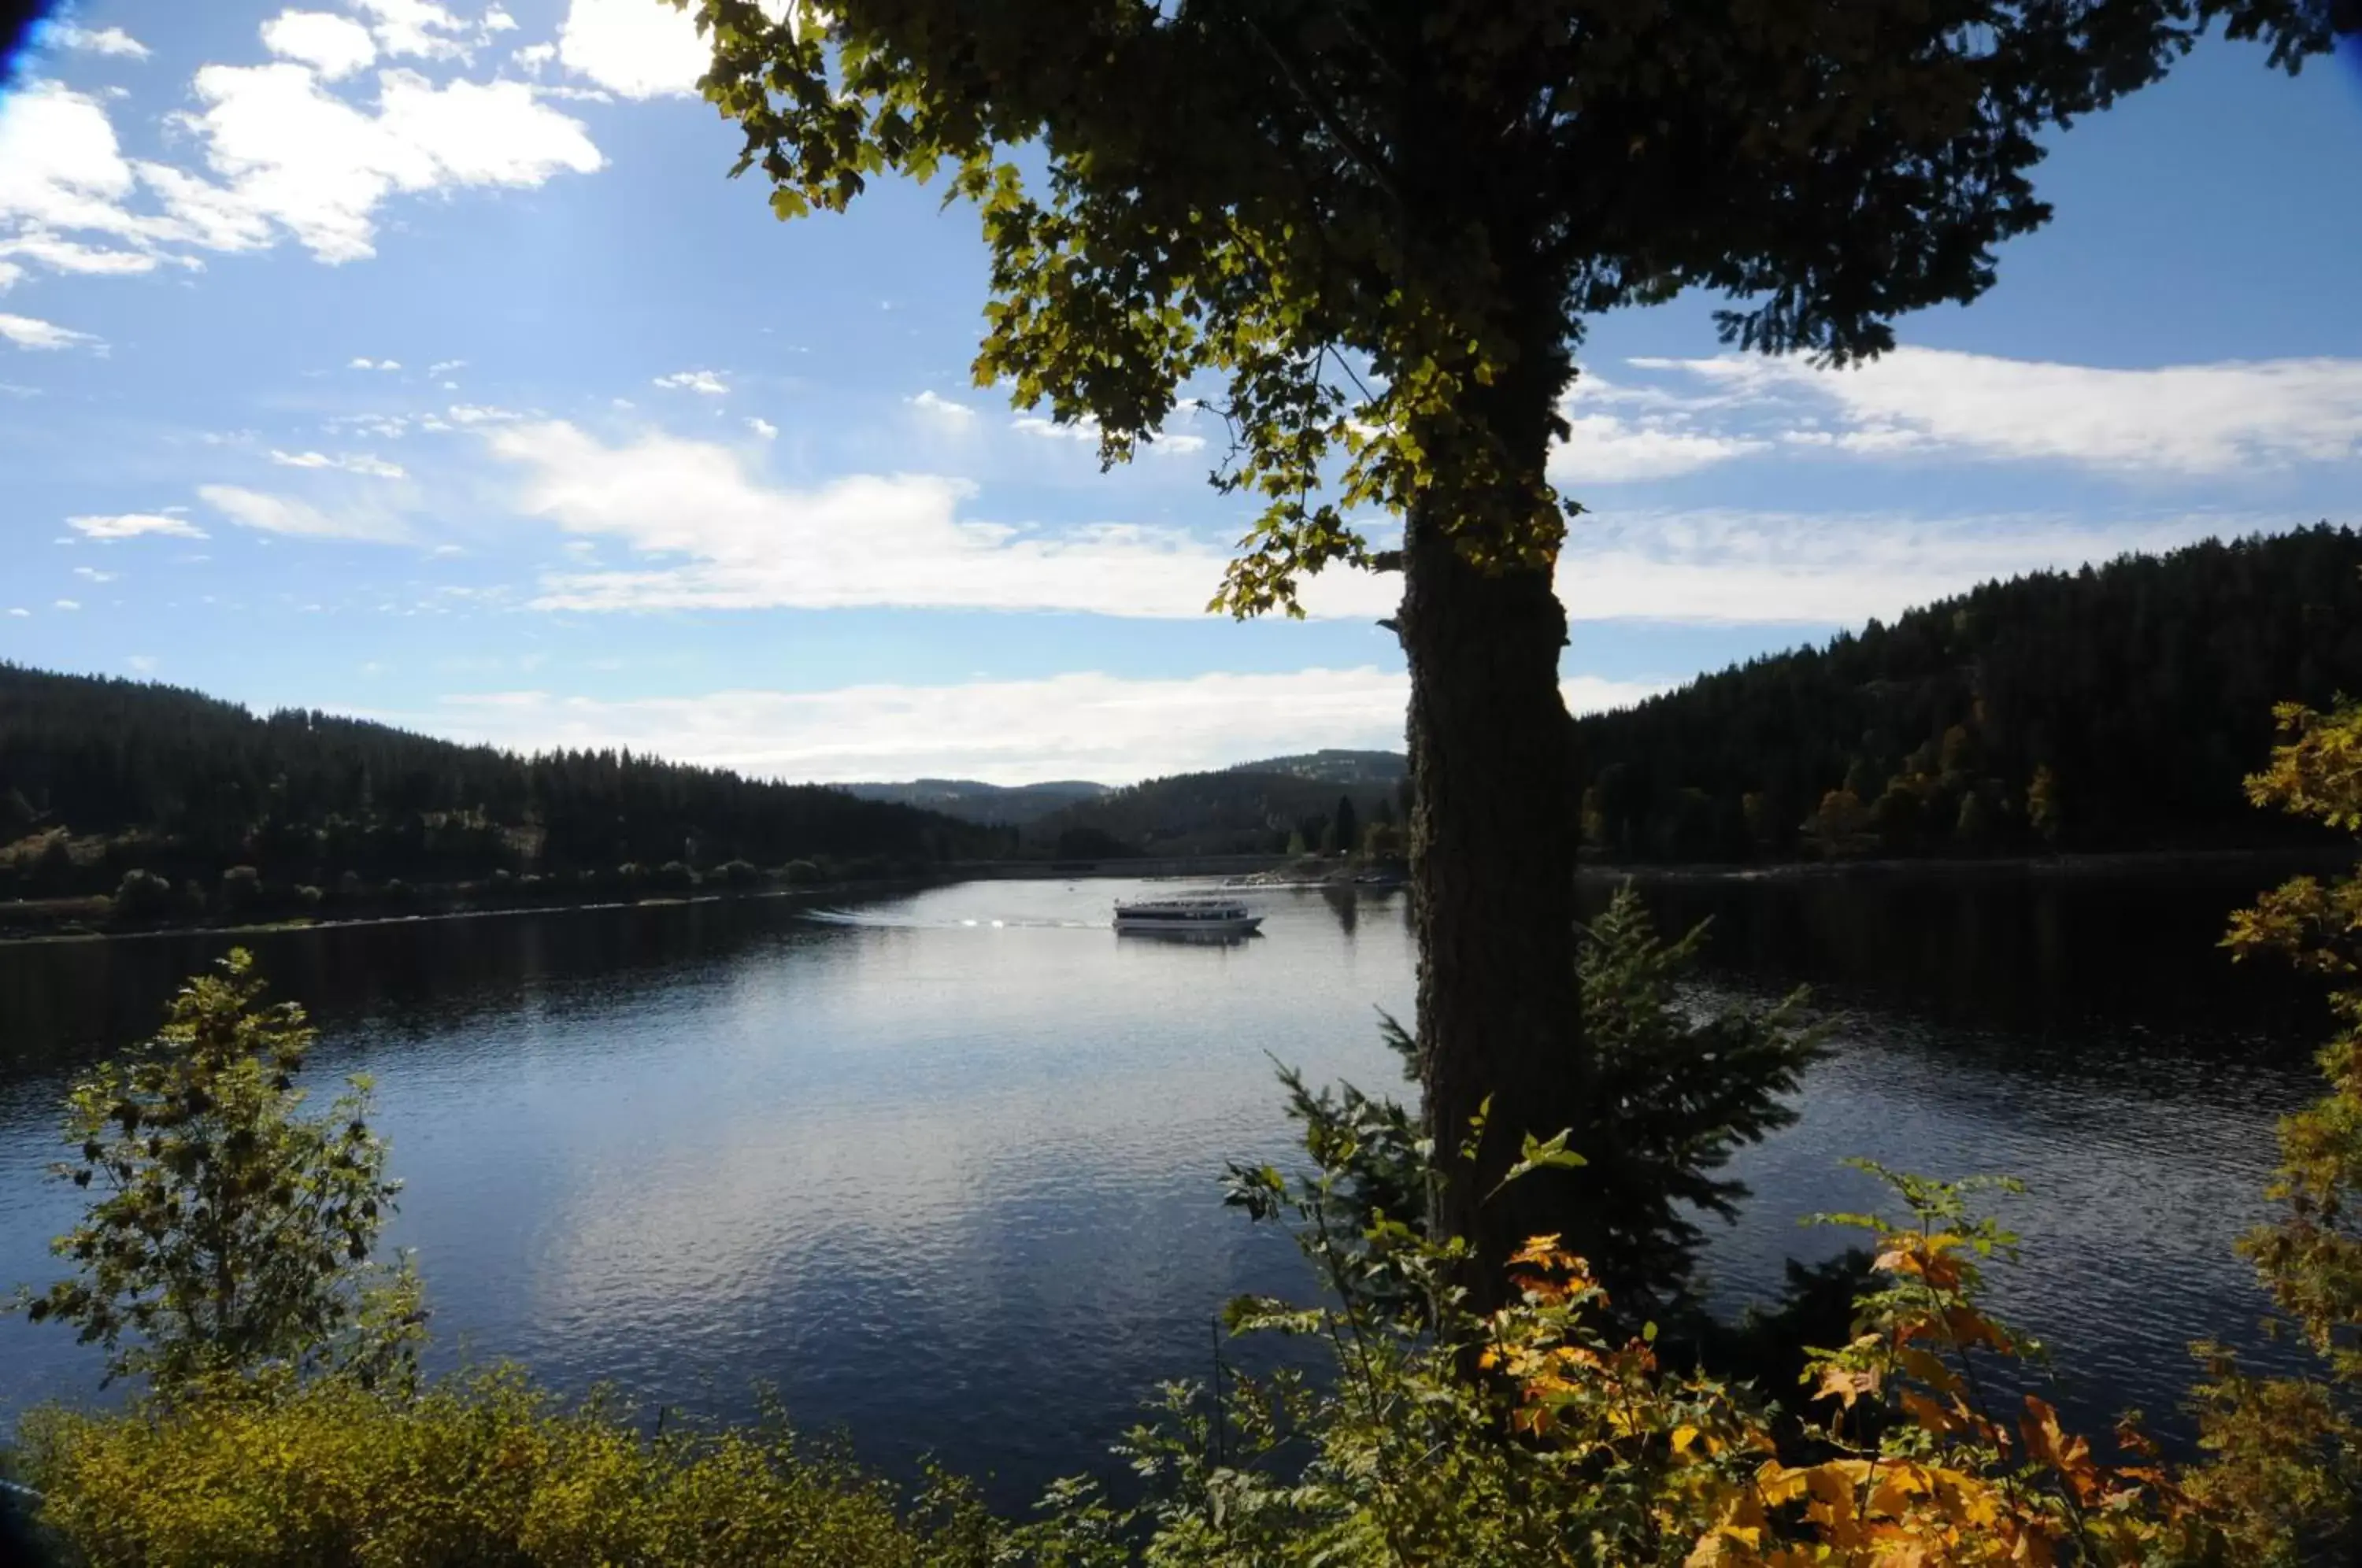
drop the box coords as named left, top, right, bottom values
left=20, top=1369, right=996, bottom=1568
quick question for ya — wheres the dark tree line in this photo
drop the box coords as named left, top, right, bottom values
left=0, top=664, right=1007, bottom=901
left=1574, top=525, right=2362, bottom=863
left=1024, top=767, right=1409, bottom=860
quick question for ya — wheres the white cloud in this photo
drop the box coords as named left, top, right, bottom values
left=1013, top=412, right=1098, bottom=442
left=350, top=0, right=472, bottom=60
left=0, top=313, right=99, bottom=350
left=72, top=566, right=117, bottom=582
left=40, top=22, right=151, bottom=58
left=125, top=655, right=159, bottom=673
left=269, top=448, right=406, bottom=477
left=446, top=401, right=520, bottom=423
left=0, top=59, right=602, bottom=285
left=909, top=390, right=975, bottom=426
left=198, top=483, right=415, bottom=542
left=54, top=599, right=80, bottom=611
left=1549, top=412, right=1762, bottom=483
left=557, top=0, right=711, bottom=98
left=261, top=10, right=379, bottom=79
left=0, top=231, right=172, bottom=276
left=1556, top=507, right=2262, bottom=625
left=6, top=608, right=27, bottom=618
left=1634, top=349, right=2362, bottom=475
left=653, top=368, right=728, bottom=395
left=745, top=416, right=777, bottom=439
left=68, top=512, right=207, bottom=540
left=1155, top=433, right=1209, bottom=456
left=419, top=668, right=1396, bottom=784
left=348, top=355, right=402, bottom=369
left=484, top=419, right=1266, bottom=616
left=428, top=357, right=465, bottom=374
left=169, top=63, right=605, bottom=263
left=408, top=667, right=1663, bottom=785
left=325, top=412, right=410, bottom=438
left=0, top=81, right=187, bottom=278
left=514, top=40, right=557, bottom=70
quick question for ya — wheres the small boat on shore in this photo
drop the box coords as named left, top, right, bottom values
left=1113, top=897, right=1264, bottom=937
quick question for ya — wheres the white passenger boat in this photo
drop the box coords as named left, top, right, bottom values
left=1112, top=897, right=1264, bottom=937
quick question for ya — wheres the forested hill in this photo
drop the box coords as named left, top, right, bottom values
left=0, top=664, right=1003, bottom=900
left=839, top=777, right=1109, bottom=824
left=1575, top=524, right=2362, bottom=863
left=1024, top=765, right=1409, bottom=859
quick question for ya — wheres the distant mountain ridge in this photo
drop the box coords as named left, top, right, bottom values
left=1224, top=749, right=1407, bottom=786
left=838, top=778, right=1111, bottom=825
left=839, top=750, right=1409, bottom=827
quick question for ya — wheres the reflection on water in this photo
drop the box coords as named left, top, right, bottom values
left=0, top=866, right=2334, bottom=1503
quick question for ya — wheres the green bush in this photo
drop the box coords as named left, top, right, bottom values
left=19, top=1370, right=998, bottom=1568
left=655, top=860, right=699, bottom=892
left=781, top=859, right=823, bottom=886
left=218, top=864, right=261, bottom=912
left=111, top=869, right=173, bottom=919
left=720, top=859, right=763, bottom=889
left=9, top=950, right=420, bottom=1392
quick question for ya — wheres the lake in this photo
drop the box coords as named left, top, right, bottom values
left=0, top=863, right=2334, bottom=1507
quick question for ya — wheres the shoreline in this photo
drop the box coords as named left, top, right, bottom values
left=1579, top=842, right=2349, bottom=885
left=0, top=855, right=1295, bottom=949
left=2, top=844, right=2339, bottom=948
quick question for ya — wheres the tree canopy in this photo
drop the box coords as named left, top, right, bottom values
left=690, top=0, right=2342, bottom=612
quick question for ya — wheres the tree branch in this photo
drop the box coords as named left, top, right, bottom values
left=1238, top=10, right=1402, bottom=210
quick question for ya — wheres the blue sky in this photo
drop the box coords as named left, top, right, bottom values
left=2, top=2, right=2360, bottom=784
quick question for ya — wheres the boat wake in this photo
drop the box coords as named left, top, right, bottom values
left=796, top=908, right=1100, bottom=932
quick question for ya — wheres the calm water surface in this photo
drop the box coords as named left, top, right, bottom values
left=0, top=866, right=2330, bottom=1505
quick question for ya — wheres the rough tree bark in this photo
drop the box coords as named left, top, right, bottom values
left=1398, top=411, right=1593, bottom=1315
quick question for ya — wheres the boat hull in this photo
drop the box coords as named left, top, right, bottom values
left=1113, top=914, right=1264, bottom=936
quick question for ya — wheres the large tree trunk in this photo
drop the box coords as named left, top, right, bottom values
left=1398, top=495, right=1591, bottom=1315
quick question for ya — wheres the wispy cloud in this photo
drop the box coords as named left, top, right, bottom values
left=745, top=416, right=777, bottom=439
left=270, top=448, right=406, bottom=478
left=485, top=419, right=1263, bottom=616
left=198, top=483, right=414, bottom=543
left=1549, top=412, right=1763, bottom=484
left=1013, top=412, right=1099, bottom=442
left=0, top=313, right=100, bottom=351
left=908, top=390, right=975, bottom=427
left=1623, top=349, right=2362, bottom=475
left=68, top=512, right=208, bottom=540
left=38, top=20, right=151, bottom=58
left=1556, top=507, right=2268, bottom=625
left=405, top=666, right=1659, bottom=786
left=653, top=369, right=729, bottom=395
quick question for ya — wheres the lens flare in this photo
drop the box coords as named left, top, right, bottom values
left=2, top=2, right=67, bottom=93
